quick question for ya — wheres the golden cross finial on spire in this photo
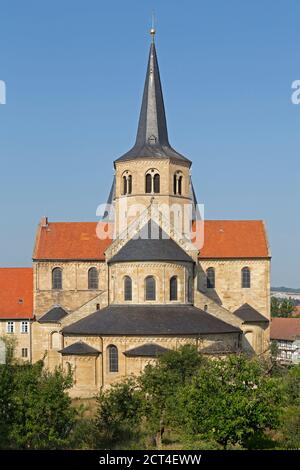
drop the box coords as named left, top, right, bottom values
left=150, top=12, right=156, bottom=42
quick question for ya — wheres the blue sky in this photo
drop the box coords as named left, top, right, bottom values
left=0, top=0, right=299, bottom=286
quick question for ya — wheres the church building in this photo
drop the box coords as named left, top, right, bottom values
left=0, top=31, right=271, bottom=397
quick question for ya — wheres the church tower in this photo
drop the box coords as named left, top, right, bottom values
left=113, top=30, right=194, bottom=237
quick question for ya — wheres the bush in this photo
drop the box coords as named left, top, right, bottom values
left=0, top=360, right=76, bottom=449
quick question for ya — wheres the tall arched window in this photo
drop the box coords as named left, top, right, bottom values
left=145, top=173, right=152, bottom=193
left=170, top=276, right=178, bottom=301
left=153, top=173, right=160, bottom=193
left=88, top=267, right=98, bottom=289
left=145, top=276, right=156, bottom=301
left=123, top=176, right=127, bottom=195
left=173, top=172, right=183, bottom=195
left=206, top=267, right=215, bottom=289
left=178, top=176, right=183, bottom=195
left=241, top=267, right=251, bottom=288
left=122, top=171, right=132, bottom=195
left=52, top=267, right=62, bottom=290
left=127, top=175, right=132, bottom=194
left=173, top=174, right=177, bottom=195
left=145, top=170, right=160, bottom=194
left=108, top=345, right=118, bottom=372
left=124, top=276, right=132, bottom=301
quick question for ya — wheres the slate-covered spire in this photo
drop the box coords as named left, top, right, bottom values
left=115, top=32, right=190, bottom=165
left=135, top=40, right=169, bottom=148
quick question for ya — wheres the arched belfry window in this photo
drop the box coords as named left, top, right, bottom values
left=88, top=267, right=98, bottom=290
left=173, top=171, right=183, bottom=196
left=128, top=175, right=132, bottom=194
left=206, top=267, right=215, bottom=289
left=173, top=174, right=177, bottom=195
left=52, top=267, right=62, bottom=290
left=145, top=276, right=156, bottom=301
left=145, top=169, right=160, bottom=194
left=145, top=173, right=152, bottom=193
left=153, top=173, right=160, bottom=193
left=170, top=276, right=178, bottom=301
left=122, top=171, right=132, bottom=195
left=124, top=276, right=132, bottom=301
left=241, top=267, right=251, bottom=288
left=178, top=176, right=183, bottom=195
left=108, top=345, right=118, bottom=372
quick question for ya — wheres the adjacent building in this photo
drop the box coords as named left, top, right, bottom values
left=271, top=317, right=300, bottom=364
left=0, top=268, right=33, bottom=362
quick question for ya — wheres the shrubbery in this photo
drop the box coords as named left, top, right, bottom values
left=1, top=343, right=300, bottom=449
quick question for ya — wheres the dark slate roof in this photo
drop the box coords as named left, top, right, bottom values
left=115, top=42, right=190, bottom=166
left=59, top=341, right=100, bottom=356
left=109, top=221, right=194, bottom=264
left=124, top=343, right=170, bottom=357
left=63, top=304, right=242, bottom=336
left=200, top=342, right=239, bottom=355
left=234, top=303, right=269, bottom=323
left=38, top=305, right=68, bottom=323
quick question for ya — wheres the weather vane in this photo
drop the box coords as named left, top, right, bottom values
left=150, top=12, right=156, bottom=42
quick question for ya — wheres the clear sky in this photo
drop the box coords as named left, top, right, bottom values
left=0, top=0, right=299, bottom=287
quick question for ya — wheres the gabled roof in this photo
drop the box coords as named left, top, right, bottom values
left=271, top=318, right=300, bottom=341
left=59, top=341, right=100, bottom=356
left=109, top=221, right=193, bottom=264
left=198, top=220, right=270, bottom=259
left=33, top=221, right=112, bottom=261
left=63, top=304, right=241, bottom=336
left=32, top=220, right=269, bottom=261
left=0, top=268, right=33, bottom=319
left=234, top=303, right=269, bottom=324
left=115, top=42, right=190, bottom=165
left=38, top=306, right=68, bottom=323
left=124, top=343, right=170, bottom=357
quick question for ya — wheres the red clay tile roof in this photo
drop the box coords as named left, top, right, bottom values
left=33, top=222, right=113, bottom=261
left=270, top=318, right=300, bottom=341
left=0, top=268, right=33, bottom=319
left=198, top=220, right=269, bottom=259
left=33, top=220, right=269, bottom=261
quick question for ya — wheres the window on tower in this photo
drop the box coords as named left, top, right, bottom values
left=122, top=171, right=132, bottom=195
left=145, top=169, right=160, bottom=194
left=173, top=171, right=183, bottom=195
left=145, top=173, right=152, bottom=193
left=153, top=173, right=160, bottom=193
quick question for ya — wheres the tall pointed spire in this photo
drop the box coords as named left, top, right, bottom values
left=115, top=30, right=190, bottom=165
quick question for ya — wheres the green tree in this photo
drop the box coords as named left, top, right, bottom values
left=139, top=345, right=204, bottom=447
left=0, top=359, right=76, bottom=449
left=176, top=354, right=282, bottom=449
left=271, top=297, right=295, bottom=318
left=10, top=362, right=76, bottom=449
left=95, top=378, right=142, bottom=445
left=280, top=407, right=300, bottom=449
